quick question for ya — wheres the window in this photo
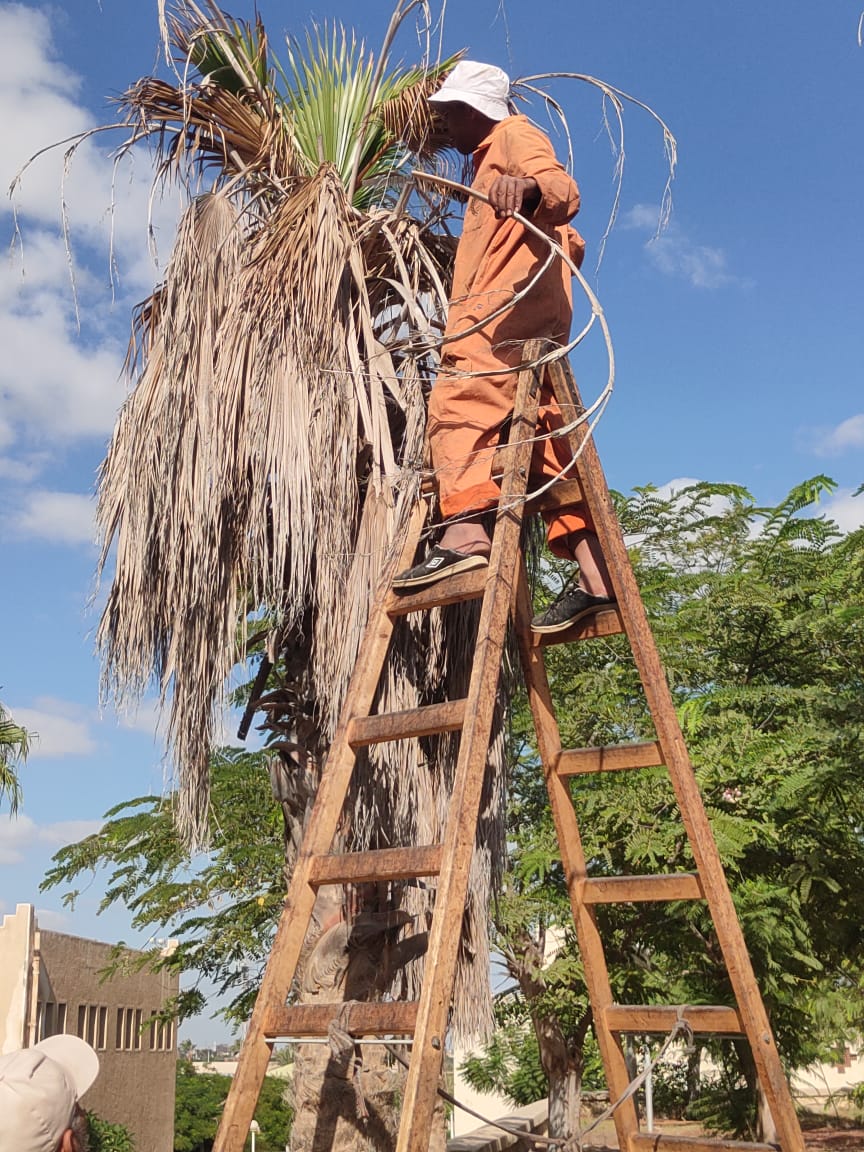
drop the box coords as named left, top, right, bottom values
left=75, top=1005, right=107, bottom=1050
left=97, top=1007, right=108, bottom=1050
left=147, top=1010, right=175, bottom=1052
left=115, top=1007, right=146, bottom=1051
left=36, top=1001, right=64, bottom=1041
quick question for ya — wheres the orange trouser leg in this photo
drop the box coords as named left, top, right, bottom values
left=427, top=347, right=593, bottom=558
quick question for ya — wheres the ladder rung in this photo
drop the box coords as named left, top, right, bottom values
left=347, top=700, right=465, bottom=747
left=582, top=873, right=703, bottom=904
left=558, top=740, right=664, bottom=776
left=309, top=845, right=443, bottom=886
left=265, top=1001, right=418, bottom=1038
left=630, top=1136, right=778, bottom=1152
left=386, top=569, right=487, bottom=616
left=525, top=477, right=586, bottom=513
left=604, top=1005, right=743, bottom=1035
left=535, top=605, right=623, bottom=645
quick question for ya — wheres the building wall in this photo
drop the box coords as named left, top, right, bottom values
left=35, top=928, right=179, bottom=1152
left=0, top=904, right=35, bottom=1053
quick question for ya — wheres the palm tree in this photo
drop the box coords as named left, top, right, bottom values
left=0, top=699, right=27, bottom=813
left=13, top=0, right=680, bottom=1141
left=95, top=4, right=504, bottom=1137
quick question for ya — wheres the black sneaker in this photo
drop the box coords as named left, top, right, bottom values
left=531, top=584, right=616, bottom=634
left=392, top=547, right=489, bottom=591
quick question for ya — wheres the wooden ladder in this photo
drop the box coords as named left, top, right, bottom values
left=215, top=346, right=805, bottom=1152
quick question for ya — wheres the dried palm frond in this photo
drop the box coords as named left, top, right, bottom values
left=86, top=0, right=675, bottom=1046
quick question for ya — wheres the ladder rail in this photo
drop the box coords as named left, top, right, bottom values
left=546, top=356, right=804, bottom=1152
left=395, top=356, right=544, bottom=1152
left=218, top=344, right=805, bottom=1152
left=215, top=503, right=427, bottom=1151
left=513, top=558, right=641, bottom=1151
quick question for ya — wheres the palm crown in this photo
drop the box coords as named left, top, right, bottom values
left=96, top=0, right=500, bottom=1037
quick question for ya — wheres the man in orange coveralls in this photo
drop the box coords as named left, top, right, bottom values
left=393, top=61, right=615, bottom=632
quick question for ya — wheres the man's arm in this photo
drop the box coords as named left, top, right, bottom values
left=487, top=175, right=541, bottom=219
left=493, top=119, right=580, bottom=226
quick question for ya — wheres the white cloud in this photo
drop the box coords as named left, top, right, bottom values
left=805, top=413, right=864, bottom=457
left=113, top=698, right=165, bottom=739
left=820, top=488, right=864, bottom=534
left=622, top=203, right=740, bottom=289
left=10, top=699, right=98, bottom=759
left=34, top=907, right=72, bottom=932
left=0, top=2, right=182, bottom=464
left=0, top=813, right=102, bottom=865
left=620, top=203, right=663, bottom=233
left=11, top=489, right=96, bottom=544
left=638, top=476, right=863, bottom=537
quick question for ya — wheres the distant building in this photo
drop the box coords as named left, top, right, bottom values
left=0, top=904, right=178, bottom=1152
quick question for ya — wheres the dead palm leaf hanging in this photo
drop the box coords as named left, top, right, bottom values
left=95, top=0, right=501, bottom=1037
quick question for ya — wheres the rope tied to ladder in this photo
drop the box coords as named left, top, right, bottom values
left=385, top=1005, right=697, bottom=1151
left=327, top=1003, right=369, bottom=1121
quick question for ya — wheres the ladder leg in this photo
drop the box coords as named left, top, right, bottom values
left=513, top=557, right=641, bottom=1151
left=395, top=358, right=543, bottom=1152
left=547, top=357, right=804, bottom=1152
left=215, top=503, right=428, bottom=1152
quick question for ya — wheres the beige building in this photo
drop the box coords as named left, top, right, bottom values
left=0, top=904, right=178, bottom=1152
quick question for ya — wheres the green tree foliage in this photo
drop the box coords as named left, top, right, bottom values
left=42, top=477, right=864, bottom=1137
left=42, top=748, right=286, bottom=1026
left=86, top=1113, right=136, bottom=1152
left=0, top=698, right=28, bottom=812
left=460, top=1017, right=604, bottom=1108
left=499, top=476, right=864, bottom=1134
left=175, top=1059, right=292, bottom=1151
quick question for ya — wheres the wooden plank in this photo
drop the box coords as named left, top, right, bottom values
left=534, top=604, right=624, bottom=645
left=397, top=352, right=544, bottom=1152
left=630, top=1135, right=777, bottom=1152
left=265, top=1001, right=419, bottom=1038
left=513, top=556, right=642, bottom=1152
left=214, top=503, right=428, bottom=1152
left=348, top=699, right=465, bottom=747
left=526, top=477, right=586, bottom=513
left=309, top=845, right=443, bottom=886
left=604, top=1005, right=743, bottom=1035
left=385, top=568, right=487, bottom=616
left=546, top=357, right=805, bottom=1152
left=558, top=740, right=664, bottom=776
left=582, top=873, right=703, bottom=904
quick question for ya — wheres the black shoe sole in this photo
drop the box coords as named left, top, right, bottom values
left=531, top=600, right=616, bottom=634
left=392, top=553, right=489, bottom=590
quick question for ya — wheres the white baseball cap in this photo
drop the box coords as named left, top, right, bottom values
left=0, top=1035, right=100, bottom=1152
left=428, top=60, right=511, bottom=122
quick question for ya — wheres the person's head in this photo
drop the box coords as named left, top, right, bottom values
left=428, top=60, right=510, bottom=154
left=0, top=1035, right=99, bottom=1152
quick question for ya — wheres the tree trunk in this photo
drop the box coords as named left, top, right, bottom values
left=507, top=928, right=592, bottom=1142
left=286, top=895, right=446, bottom=1152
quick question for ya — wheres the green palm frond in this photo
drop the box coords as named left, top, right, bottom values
left=171, top=0, right=272, bottom=97
left=0, top=704, right=27, bottom=814
left=275, top=24, right=456, bottom=207
left=97, top=0, right=492, bottom=1037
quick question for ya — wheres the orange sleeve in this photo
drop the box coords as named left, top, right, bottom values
left=504, top=119, right=580, bottom=227
left=567, top=226, right=586, bottom=269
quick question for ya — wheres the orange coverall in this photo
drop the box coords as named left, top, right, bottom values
left=427, top=114, right=593, bottom=557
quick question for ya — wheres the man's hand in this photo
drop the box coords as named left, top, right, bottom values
left=487, top=175, right=541, bottom=218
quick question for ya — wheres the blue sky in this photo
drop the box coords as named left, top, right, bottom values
left=1, top=1, right=862, bottom=1043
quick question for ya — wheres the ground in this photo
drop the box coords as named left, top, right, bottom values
left=576, top=1114, right=864, bottom=1150
left=799, top=1112, right=864, bottom=1150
